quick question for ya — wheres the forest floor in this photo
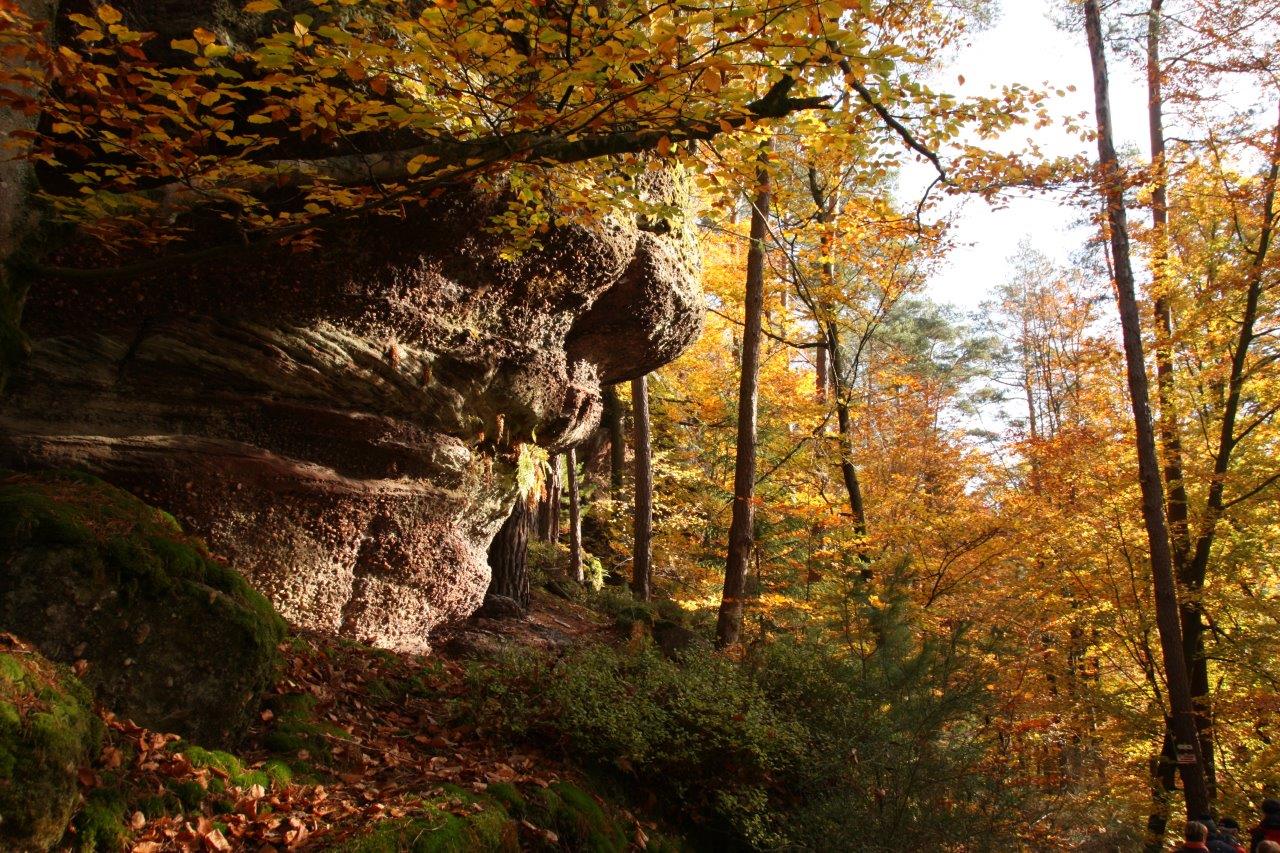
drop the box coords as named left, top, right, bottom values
left=72, top=589, right=653, bottom=852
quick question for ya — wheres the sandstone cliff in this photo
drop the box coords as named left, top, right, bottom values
left=1, top=182, right=701, bottom=651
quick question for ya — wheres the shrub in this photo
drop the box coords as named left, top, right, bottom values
left=463, top=573, right=1031, bottom=850
left=464, top=642, right=804, bottom=849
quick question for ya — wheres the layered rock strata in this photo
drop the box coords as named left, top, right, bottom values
left=0, top=187, right=701, bottom=651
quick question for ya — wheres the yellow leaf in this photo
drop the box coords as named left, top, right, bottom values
left=502, top=18, right=525, bottom=32
left=97, top=4, right=123, bottom=24
left=170, top=38, right=199, bottom=54
left=244, top=0, right=281, bottom=12
left=247, top=113, right=273, bottom=124
left=192, top=27, right=217, bottom=46
left=406, top=154, right=435, bottom=174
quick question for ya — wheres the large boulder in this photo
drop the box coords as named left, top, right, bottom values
left=0, top=471, right=284, bottom=746
left=0, top=634, right=101, bottom=852
left=0, top=175, right=702, bottom=651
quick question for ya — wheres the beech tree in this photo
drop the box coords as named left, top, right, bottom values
left=1081, top=0, right=1210, bottom=819
left=631, top=374, right=653, bottom=601
left=717, top=158, right=770, bottom=648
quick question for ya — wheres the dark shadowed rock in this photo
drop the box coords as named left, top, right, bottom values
left=0, top=471, right=284, bottom=747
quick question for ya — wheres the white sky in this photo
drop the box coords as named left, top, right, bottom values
left=914, top=0, right=1150, bottom=310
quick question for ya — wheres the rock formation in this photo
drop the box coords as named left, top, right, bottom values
left=0, top=183, right=702, bottom=651
left=0, top=471, right=284, bottom=745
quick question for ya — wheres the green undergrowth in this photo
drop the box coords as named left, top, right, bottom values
left=332, top=780, right=638, bottom=853
left=458, top=578, right=1031, bottom=851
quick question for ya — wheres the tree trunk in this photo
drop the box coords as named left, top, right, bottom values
left=816, top=344, right=828, bottom=404
left=535, top=455, right=562, bottom=543
left=603, top=385, right=626, bottom=497
left=717, top=163, right=770, bottom=649
left=631, top=374, right=653, bottom=601
left=566, top=448, right=584, bottom=584
left=1143, top=0, right=1217, bottom=829
left=1083, top=0, right=1211, bottom=819
left=826, top=322, right=869, bottom=546
left=486, top=498, right=532, bottom=611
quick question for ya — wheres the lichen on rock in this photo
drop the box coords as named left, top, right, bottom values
left=0, top=470, right=284, bottom=747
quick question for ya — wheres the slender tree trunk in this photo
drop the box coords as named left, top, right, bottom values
left=486, top=498, right=531, bottom=611
left=806, top=165, right=868, bottom=550
left=826, top=321, right=869, bottom=544
left=816, top=344, right=828, bottom=404
left=536, top=455, right=562, bottom=543
left=603, top=385, right=626, bottom=497
left=631, top=374, right=653, bottom=601
left=1144, top=0, right=1217, bottom=827
left=566, top=448, right=583, bottom=583
left=1083, top=0, right=1210, bottom=819
left=717, top=163, right=770, bottom=648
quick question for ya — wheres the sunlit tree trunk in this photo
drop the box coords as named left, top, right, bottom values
left=566, top=448, right=583, bottom=584
left=717, top=163, right=770, bottom=648
left=805, top=165, right=869, bottom=550
left=631, top=374, right=653, bottom=601
left=826, top=321, right=869, bottom=546
left=816, top=344, right=828, bottom=404
left=536, top=454, right=561, bottom=543
left=1083, top=0, right=1210, bottom=820
left=1142, top=3, right=1211, bottom=840
left=603, top=385, right=626, bottom=497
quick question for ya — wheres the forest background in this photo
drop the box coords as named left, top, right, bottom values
left=3, top=0, right=1280, bottom=849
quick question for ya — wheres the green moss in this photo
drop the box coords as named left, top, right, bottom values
left=168, top=779, right=207, bottom=811
left=0, top=654, right=25, bottom=683
left=0, top=470, right=285, bottom=746
left=71, top=788, right=129, bottom=853
left=0, top=468, right=284, bottom=638
left=536, top=782, right=627, bottom=853
left=0, top=643, right=102, bottom=851
left=262, top=692, right=347, bottom=768
left=332, top=800, right=519, bottom=853
left=485, top=782, right=527, bottom=817
left=177, top=744, right=291, bottom=792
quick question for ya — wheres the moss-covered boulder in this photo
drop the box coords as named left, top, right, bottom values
left=0, top=634, right=102, bottom=851
left=0, top=470, right=285, bottom=746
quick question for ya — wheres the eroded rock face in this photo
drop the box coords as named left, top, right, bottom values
left=0, top=184, right=702, bottom=651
